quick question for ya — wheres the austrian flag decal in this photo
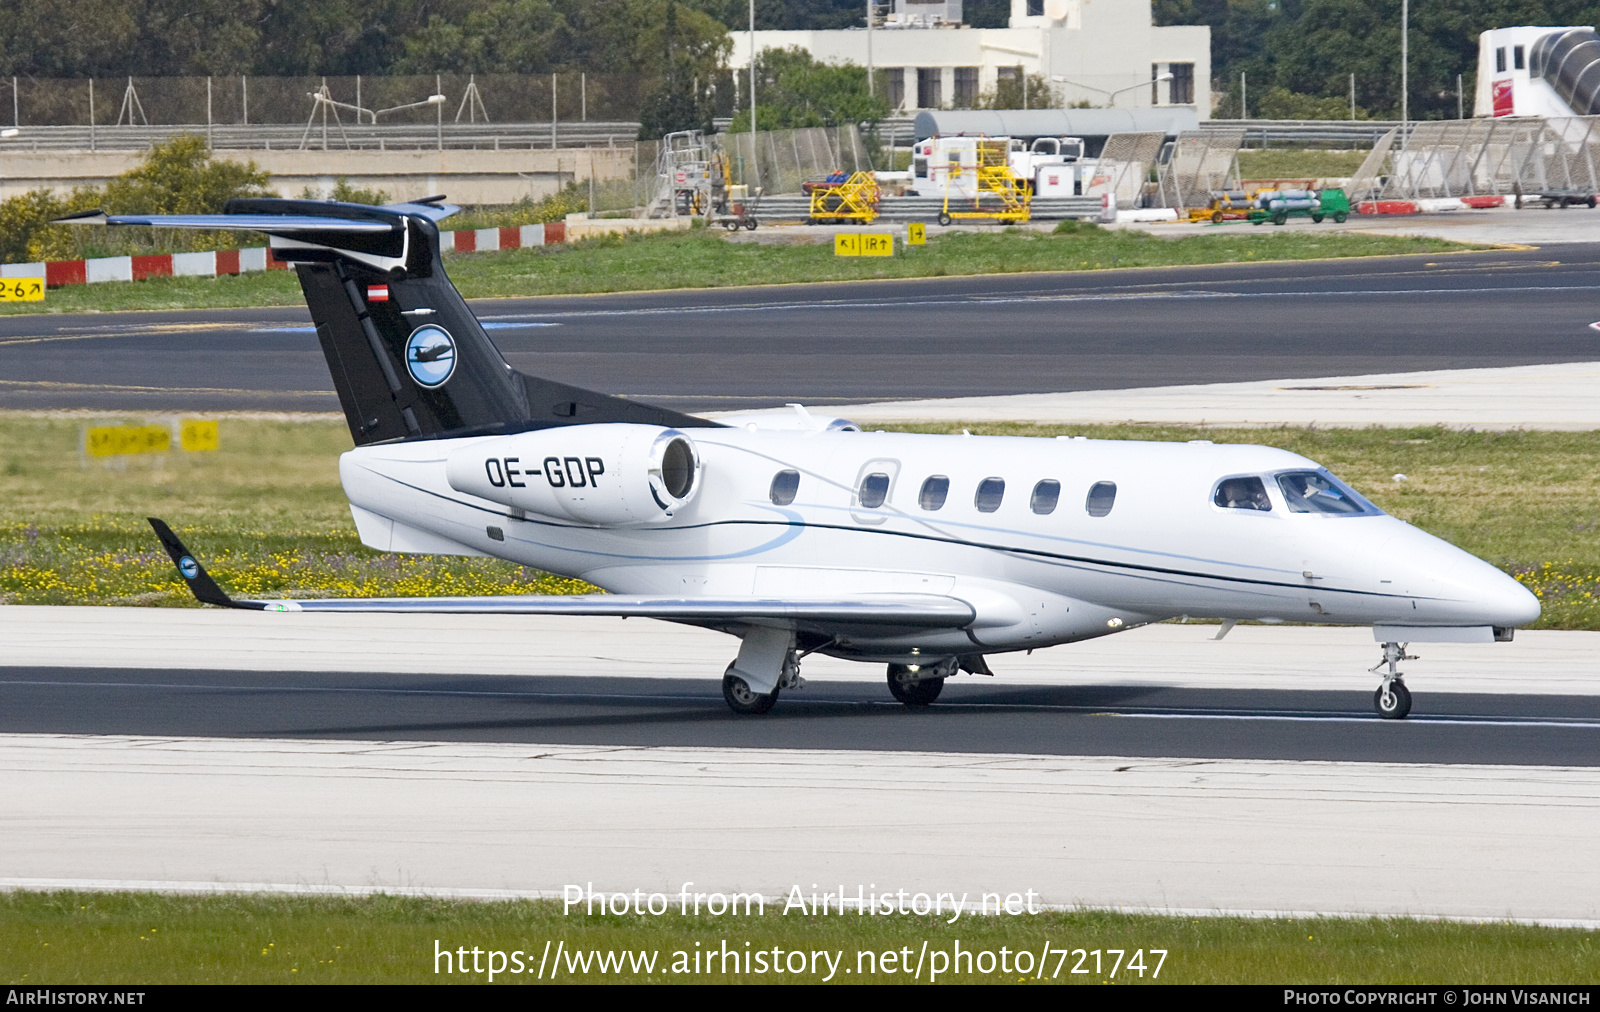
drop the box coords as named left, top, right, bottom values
left=367, top=285, right=390, bottom=302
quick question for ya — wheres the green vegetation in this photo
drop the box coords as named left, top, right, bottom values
left=726, top=46, right=888, bottom=133
left=0, top=226, right=1476, bottom=316
left=2, top=416, right=1596, bottom=627
left=0, top=136, right=272, bottom=263
left=1152, top=0, right=1592, bottom=121
left=0, top=415, right=592, bottom=606
left=3, top=891, right=1595, bottom=984
left=1238, top=149, right=1370, bottom=182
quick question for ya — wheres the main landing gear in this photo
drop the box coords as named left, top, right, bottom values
left=1370, top=641, right=1416, bottom=719
left=887, top=663, right=945, bottom=705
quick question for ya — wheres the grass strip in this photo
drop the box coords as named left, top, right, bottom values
left=3, top=891, right=1595, bottom=984
left=0, top=225, right=1474, bottom=316
left=1, top=415, right=1596, bottom=627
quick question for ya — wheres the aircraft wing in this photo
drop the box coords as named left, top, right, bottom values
left=147, top=519, right=975, bottom=629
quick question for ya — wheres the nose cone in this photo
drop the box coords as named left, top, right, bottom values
left=1383, top=525, right=1541, bottom=628
left=1474, top=564, right=1542, bottom=628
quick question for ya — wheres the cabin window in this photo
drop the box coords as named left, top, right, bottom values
left=1085, top=481, right=1117, bottom=517
left=919, top=475, right=949, bottom=510
left=1214, top=476, right=1271, bottom=512
left=1496, top=47, right=1507, bottom=73
left=858, top=472, right=891, bottom=509
left=974, top=477, right=1005, bottom=513
left=1515, top=45, right=1526, bottom=70
left=769, top=469, right=800, bottom=505
left=1276, top=470, right=1377, bottom=515
left=1030, top=479, right=1061, bottom=515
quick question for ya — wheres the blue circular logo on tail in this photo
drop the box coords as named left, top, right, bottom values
left=405, top=325, right=457, bottom=388
left=178, top=556, right=199, bottom=580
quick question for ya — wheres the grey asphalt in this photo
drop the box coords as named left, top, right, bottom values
left=4, top=667, right=1598, bottom=766
left=5, top=244, right=1600, bottom=412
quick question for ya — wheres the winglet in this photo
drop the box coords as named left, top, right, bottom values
left=147, top=518, right=266, bottom=610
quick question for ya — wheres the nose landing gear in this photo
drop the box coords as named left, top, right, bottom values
left=1370, top=641, right=1416, bottom=719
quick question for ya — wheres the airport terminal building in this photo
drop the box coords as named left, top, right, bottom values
left=728, top=0, right=1211, bottom=117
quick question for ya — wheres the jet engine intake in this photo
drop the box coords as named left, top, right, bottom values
left=445, top=423, right=700, bottom=525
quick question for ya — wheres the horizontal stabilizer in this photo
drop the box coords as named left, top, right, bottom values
left=53, top=209, right=402, bottom=235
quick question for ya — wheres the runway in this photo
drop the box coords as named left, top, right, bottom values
left=6, top=244, right=1600, bottom=412
left=3, top=608, right=1599, bottom=766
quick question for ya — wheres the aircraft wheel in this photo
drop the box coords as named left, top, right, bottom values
left=887, top=665, right=945, bottom=706
left=937, top=212, right=952, bottom=227
left=1374, top=681, right=1412, bottom=720
left=723, top=667, right=780, bottom=715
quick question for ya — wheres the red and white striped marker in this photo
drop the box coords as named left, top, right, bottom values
left=367, top=285, right=390, bottom=302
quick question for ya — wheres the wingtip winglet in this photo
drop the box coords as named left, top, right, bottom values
left=146, top=517, right=264, bottom=610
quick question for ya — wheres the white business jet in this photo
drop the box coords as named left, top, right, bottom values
left=63, top=198, right=1540, bottom=719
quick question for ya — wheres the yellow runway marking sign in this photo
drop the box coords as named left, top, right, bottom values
left=179, top=419, right=219, bottom=452
left=834, top=233, right=895, bottom=257
left=85, top=419, right=219, bottom=457
left=908, top=222, right=926, bottom=245
left=86, top=425, right=171, bottom=457
left=0, top=278, right=44, bottom=301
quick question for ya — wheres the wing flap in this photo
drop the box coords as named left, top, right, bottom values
left=259, top=594, right=975, bottom=627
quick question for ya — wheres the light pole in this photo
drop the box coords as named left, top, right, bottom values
left=1051, top=72, right=1172, bottom=107
left=1401, top=0, right=1409, bottom=124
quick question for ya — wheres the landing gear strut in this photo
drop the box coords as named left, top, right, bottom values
left=1370, top=641, right=1416, bottom=719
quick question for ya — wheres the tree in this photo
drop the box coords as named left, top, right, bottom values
left=726, top=46, right=889, bottom=131
left=979, top=72, right=1060, bottom=109
left=394, top=1, right=569, bottom=74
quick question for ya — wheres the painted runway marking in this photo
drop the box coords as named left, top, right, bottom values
left=249, top=321, right=560, bottom=334
left=482, top=284, right=1600, bottom=323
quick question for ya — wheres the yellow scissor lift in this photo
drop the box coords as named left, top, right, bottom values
left=938, top=138, right=1031, bottom=226
left=807, top=171, right=881, bottom=225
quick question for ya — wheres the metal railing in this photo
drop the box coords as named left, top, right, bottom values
left=0, top=121, right=645, bottom=152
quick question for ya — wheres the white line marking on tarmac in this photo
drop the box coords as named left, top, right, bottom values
left=1114, top=713, right=1600, bottom=728
left=478, top=285, right=1600, bottom=321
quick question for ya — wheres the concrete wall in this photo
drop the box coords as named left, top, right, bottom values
left=0, top=146, right=639, bottom=205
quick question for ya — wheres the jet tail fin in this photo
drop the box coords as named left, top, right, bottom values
left=58, top=199, right=718, bottom=446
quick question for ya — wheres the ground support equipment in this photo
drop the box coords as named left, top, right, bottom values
left=806, top=171, right=881, bottom=225
left=938, top=139, right=1032, bottom=226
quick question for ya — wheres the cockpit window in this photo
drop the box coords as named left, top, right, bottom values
left=1214, top=476, right=1272, bottom=511
left=1276, top=470, right=1380, bottom=516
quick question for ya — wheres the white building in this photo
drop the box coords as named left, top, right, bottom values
left=728, top=0, right=1211, bottom=117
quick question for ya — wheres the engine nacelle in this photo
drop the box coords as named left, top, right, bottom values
left=445, top=423, right=701, bottom=526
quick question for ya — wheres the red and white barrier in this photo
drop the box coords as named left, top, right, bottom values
left=10, top=222, right=570, bottom=288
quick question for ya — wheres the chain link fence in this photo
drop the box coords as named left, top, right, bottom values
left=2, top=73, right=653, bottom=129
